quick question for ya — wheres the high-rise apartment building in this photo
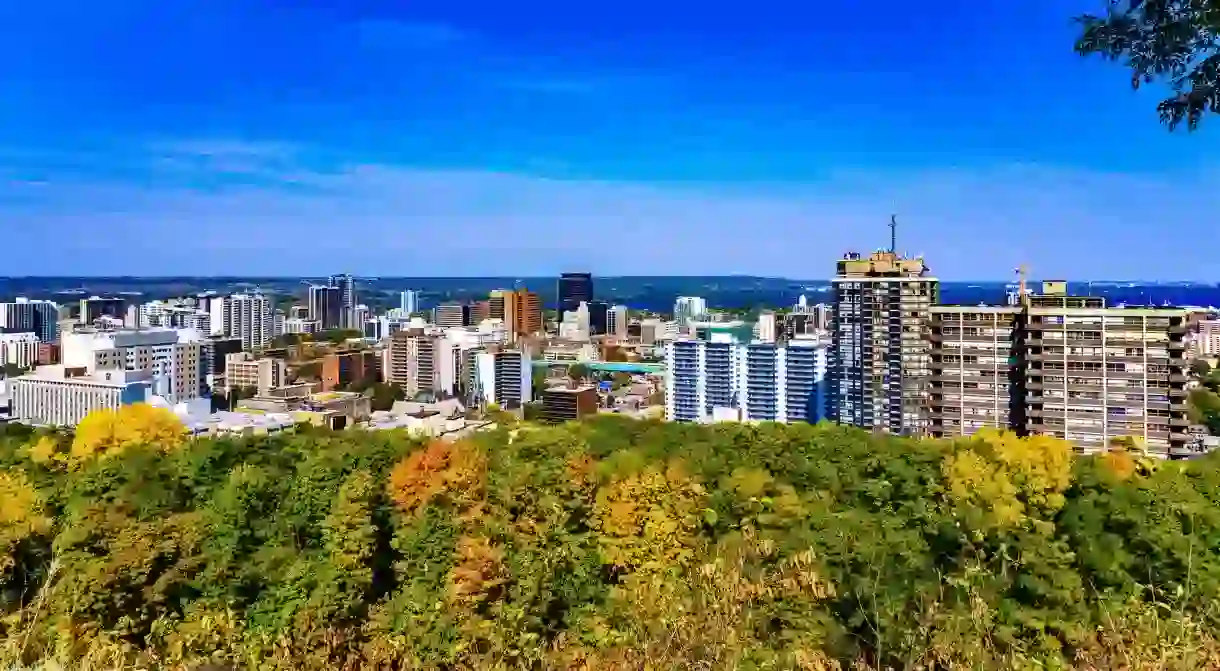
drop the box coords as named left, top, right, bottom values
left=224, top=352, right=287, bottom=395
left=830, top=250, right=938, bottom=435
left=673, top=296, right=708, bottom=322
left=141, top=300, right=211, bottom=333
left=607, top=304, right=629, bottom=339
left=1, top=298, right=59, bottom=343
left=927, top=305, right=1023, bottom=437
left=434, top=303, right=471, bottom=328
left=926, top=285, right=1193, bottom=459
left=284, top=318, right=320, bottom=335
left=756, top=312, right=778, bottom=343
left=472, top=348, right=531, bottom=409
left=470, top=300, right=491, bottom=325
left=308, top=285, right=344, bottom=330
left=1025, top=295, right=1190, bottom=457
left=387, top=331, right=443, bottom=398
left=666, top=335, right=829, bottom=423
left=1199, top=319, right=1220, bottom=358
left=0, top=333, right=40, bottom=370
left=400, top=290, right=420, bottom=314
left=328, top=274, right=357, bottom=328
left=489, top=289, right=543, bottom=340
left=79, top=296, right=126, bottom=325
left=61, top=328, right=204, bottom=405
left=557, top=273, right=593, bottom=325
left=210, top=294, right=274, bottom=351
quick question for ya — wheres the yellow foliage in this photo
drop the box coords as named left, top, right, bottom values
left=28, top=435, right=62, bottom=465
left=386, top=439, right=486, bottom=515
left=591, top=460, right=705, bottom=576
left=0, top=470, right=51, bottom=573
left=944, top=429, right=1073, bottom=529
left=69, top=403, right=187, bottom=464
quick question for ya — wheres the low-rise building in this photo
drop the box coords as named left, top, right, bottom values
left=541, top=386, right=599, bottom=423
left=225, top=352, right=287, bottom=395
left=10, top=366, right=153, bottom=427
left=321, top=350, right=382, bottom=391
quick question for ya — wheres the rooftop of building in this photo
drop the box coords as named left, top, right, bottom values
left=544, top=385, right=598, bottom=395
left=181, top=410, right=298, bottom=434
left=19, top=365, right=153, bottom=386
left=836, top=250, right=930, bottom=278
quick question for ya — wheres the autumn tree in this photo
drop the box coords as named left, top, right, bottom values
left=70, top=403, right=187, bottom=463
left=1075, top=0, right=1220, bottom=130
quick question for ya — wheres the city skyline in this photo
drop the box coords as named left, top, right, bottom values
left=2, top=1, right=1218, bottom=279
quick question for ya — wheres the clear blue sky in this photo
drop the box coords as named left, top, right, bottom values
left=1, top=0, right=1217, bottom=279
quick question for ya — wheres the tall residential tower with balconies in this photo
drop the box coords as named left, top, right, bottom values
left=830, top=250, right=938, bottom=435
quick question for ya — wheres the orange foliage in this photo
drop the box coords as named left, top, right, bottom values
left=70, top=403, right=187, bottom=464
left=1100, top=450, right=1138, bottom=481
left=386, top=439, right=486, bottom=515
left=448, top=536, right=508, bottom=609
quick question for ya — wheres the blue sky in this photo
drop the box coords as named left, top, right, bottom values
left=1, top=0, right=1217, bottom=279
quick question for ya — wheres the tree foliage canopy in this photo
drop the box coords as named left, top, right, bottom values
left=0, top=414, right=1218, bottom=669
left=1075, top=0, right=1220, bottom=130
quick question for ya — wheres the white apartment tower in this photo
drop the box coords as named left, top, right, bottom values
left=0, top=333, right=40, bottom=370
left=210, top=294, right=273, bottom=350
left=673, top=296, right=708, bottom=322
left=666, top=335, right=829, bottom=424
left=607, top=304, right=629, bottom=339
left=1199, top=319, right=1220, bottom=358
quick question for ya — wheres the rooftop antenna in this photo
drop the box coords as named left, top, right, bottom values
left=889, top=215, right=898, bottom=254
left=1016, top=264, right=1031, bottom=308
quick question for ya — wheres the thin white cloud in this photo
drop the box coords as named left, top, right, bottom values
left=1, top=141, right=1216, bottom=279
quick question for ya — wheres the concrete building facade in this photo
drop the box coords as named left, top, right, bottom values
left=0, top=333, right=40, bottom=370
left=210, top=294, right=273, bottom=351
left=10, top=366, right=153, bottom=427
left=830, top=250, right=938, bottom=435
left=62, top=328, right=204, bottom=405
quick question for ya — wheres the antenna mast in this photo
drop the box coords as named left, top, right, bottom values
left=1016, top=264, right=1031, bottom=308
left=889, top=215, right=897, bottom=254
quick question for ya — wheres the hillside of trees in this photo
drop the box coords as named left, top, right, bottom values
left=1, top=411, right=1218, bottom=670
